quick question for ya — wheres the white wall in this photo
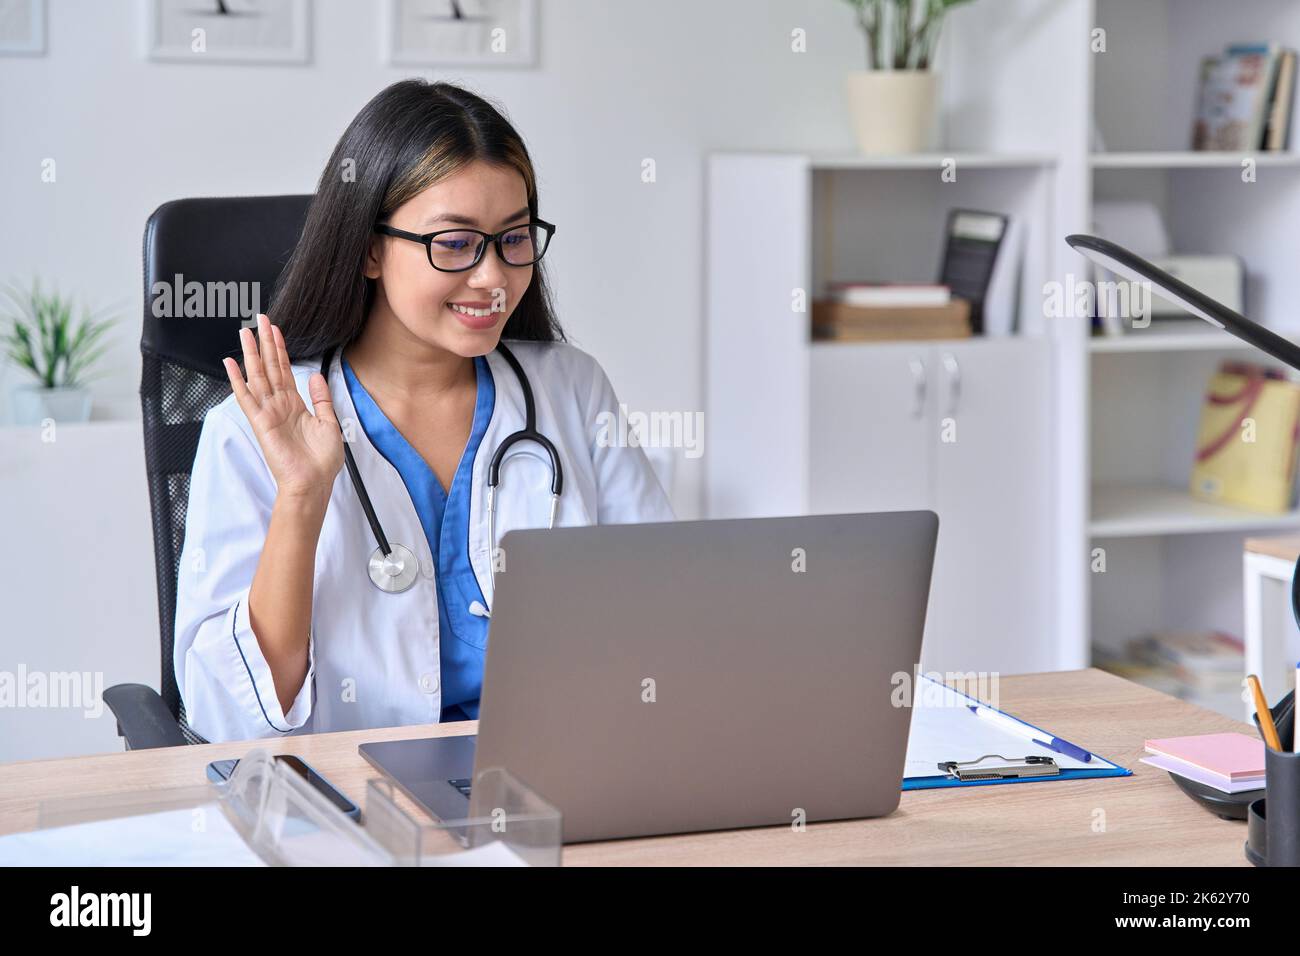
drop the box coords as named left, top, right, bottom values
left=0, top=0, right=885, bottom=504
left=0, top=0, right=874, bottom=760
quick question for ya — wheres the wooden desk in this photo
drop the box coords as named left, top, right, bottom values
left=0, top=669, right=1258, bottom=865
left=1244, top=535, right=1300, bottom=563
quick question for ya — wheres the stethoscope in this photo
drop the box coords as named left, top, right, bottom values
left=321, top=341, right=564, bottom=599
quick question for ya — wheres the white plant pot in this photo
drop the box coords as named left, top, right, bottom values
left=9, top=384, right=93, bottom=425
left=845, top=70, right=940, bottom=155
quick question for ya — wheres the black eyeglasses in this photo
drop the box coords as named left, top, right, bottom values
left=374, top=219, right=556, bottom=272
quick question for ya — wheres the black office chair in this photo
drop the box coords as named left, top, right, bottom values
left=103, top=195, right=313, bottom=749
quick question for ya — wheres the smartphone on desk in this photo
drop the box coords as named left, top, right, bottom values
left=206, top=754, right=361, bottom=821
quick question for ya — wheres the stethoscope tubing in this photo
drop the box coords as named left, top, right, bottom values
left=319, top=341, right=564, bottom=594
left=486, top=342, right=564, bottom=498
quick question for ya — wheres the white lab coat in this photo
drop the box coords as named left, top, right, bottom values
left=173, top=340, right=675, bottom=742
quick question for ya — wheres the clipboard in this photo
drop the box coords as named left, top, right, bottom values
left=902, top=675, right=1132, bottom=790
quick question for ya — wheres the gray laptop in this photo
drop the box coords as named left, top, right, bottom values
left=359, top=510, right=938, bottom=844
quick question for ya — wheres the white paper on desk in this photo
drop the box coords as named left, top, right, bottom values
left=0, top=803, right=267, bottom=867
left=1140, top=754, right=1265, bottom=793
left=903, top=677, right=1120, bottom=780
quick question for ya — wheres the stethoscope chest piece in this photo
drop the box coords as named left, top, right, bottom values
left=367, top=542, right=420, bottom=594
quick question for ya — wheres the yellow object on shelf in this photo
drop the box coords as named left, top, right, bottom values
left=1190, top=361, right=1300, bottom=513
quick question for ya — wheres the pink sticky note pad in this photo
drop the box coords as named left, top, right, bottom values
left=1144, top=732, right=1266, bottom=781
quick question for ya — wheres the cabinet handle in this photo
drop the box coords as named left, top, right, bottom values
left=908, top=357, right=926, bottom=419
left=941, top=352, right=961, bottom=417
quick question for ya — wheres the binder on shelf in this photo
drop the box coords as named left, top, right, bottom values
left=902, top=675, right=1131, bottom=790
left=938, top=209, right=1010, bottom=335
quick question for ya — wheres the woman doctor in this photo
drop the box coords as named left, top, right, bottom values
left=173, top=80, right=675, bottom=743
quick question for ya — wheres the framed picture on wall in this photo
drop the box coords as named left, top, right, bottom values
left=384, top=0, right=537, bottom=67
left=144, top=0, right=311, bottom=64
left=0, top=0, right=45, bottom=56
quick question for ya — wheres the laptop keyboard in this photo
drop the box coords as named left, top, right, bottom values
left=448, top=778, right=472, bottom=798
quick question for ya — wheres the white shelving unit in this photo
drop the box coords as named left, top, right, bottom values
left=705, top=0, right=1300, bottom=692
left=1082, top=0, right=1300, bottom=716
left=1088, top=329, right=1255, bottom=353
left=1090, top=151, right=1300, bottom=169
left=707, top=148, right=1062, bottom=674
left=1085, top=126, right=1300, bottom=668
left=1090, top=483, right=1300, bottom=538
left=705, top=1, right=1092, bottom=675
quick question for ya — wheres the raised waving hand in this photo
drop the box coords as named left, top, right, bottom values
left=222, top=313, right=344, bottom=501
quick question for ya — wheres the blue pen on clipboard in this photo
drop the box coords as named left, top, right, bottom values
left=968, top=703, right=1093, bottom=763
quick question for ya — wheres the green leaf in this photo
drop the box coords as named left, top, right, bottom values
left=842, top=0, right=976, bottom=70
left=0, top=276, right=118, bottom=388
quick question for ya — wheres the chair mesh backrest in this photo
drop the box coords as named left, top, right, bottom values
left=140, top=195, right=312, bottom=736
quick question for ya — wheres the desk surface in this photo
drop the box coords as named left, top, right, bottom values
left=0, top=669, right=1258, bottom=865
left=1245, top=534, right=1300, bottom=562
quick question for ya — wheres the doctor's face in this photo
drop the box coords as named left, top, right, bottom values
left=365, top=160, right=535, bottom=358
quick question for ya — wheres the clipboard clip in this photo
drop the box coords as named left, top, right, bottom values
left=938, top=754, right=1061, bottom=782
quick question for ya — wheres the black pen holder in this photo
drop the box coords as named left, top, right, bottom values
left=1247, top=689, right=1299, bottom=867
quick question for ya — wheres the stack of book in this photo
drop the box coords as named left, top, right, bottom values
left=811, top=283, right=971, bottom=342
left=1096, top=630, right=1246, bottom=719
left=1193, top=43, right=1297, bottom=151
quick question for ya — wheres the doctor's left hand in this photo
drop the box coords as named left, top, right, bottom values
left=222, top=313, right=345, bottom=502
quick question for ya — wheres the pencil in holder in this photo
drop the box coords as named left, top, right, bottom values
left=1252, top=688, right=1296, bottom=749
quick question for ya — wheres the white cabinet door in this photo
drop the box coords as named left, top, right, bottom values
left=808, top=342, right=933, bottom=515
left=923, top=339, right=1054, bottom=675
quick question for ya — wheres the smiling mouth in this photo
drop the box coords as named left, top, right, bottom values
left=448, top=303, right=497, bottom=318
left=446, top=303, right=501, bottom=330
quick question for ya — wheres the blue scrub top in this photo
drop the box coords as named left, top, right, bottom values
left=341, top=354, right=495, bottom=722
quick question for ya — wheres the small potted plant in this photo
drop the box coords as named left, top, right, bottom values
left=2, top=279, right=116, bottom=425
left=840, top=0, right=974, bottom=154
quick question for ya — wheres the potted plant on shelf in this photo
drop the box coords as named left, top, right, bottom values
left=2, top=279, right=116, bottom=425
left=840, top=0, right=974, bottom=154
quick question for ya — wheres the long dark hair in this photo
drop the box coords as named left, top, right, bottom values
left=270, top=79, right=564, bottom=360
